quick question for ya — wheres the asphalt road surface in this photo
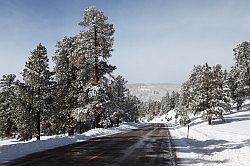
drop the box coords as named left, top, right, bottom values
left=5, top=124, right=176, bottom=166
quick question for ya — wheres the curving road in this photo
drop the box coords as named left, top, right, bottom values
left=5, top=124, right=176, bottom=166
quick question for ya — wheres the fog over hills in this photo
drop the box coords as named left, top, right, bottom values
left=126, top=83, right=180, bottom=102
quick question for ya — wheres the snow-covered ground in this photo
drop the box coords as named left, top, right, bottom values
left=0, top=122, right=145, bottom=164
left=151, top=100, right=250, bottom=166
left=2, top=101, right=250, bottom=166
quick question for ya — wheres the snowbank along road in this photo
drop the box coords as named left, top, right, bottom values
left=4, top=124, right=176, bottom=166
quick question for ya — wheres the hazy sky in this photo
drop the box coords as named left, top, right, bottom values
left=0, top=0, right=250, bottom=84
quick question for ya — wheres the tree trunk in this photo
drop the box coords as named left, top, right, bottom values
left=95, top=113, right=101, bottom=128
left=116, top=117, right=119, bottom=127
left=5, top=118, right=12, bottom=137
left=237, top=102, right=242, bottom=111
left=208, top=116, right=212, bottom=125
left=93, top=26, right=102, bottom=128
left=79, top=120, right=82, bottom=134
left=68, top=127, right=74, bottom=136
left=36, top=110, right=40, bottom=140
left=110, top=120, right=113, bottom=127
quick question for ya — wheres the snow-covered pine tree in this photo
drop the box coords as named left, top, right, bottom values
left=227, top=66, right=245, bottom=110
left=137, top=101, right=148, bottom=121
left=210, top=64, right=230, bottom=121
left=0, top=74, right=18, bottom=137
left=21, top=43, right=53, bottom=140
left=15, top=81, right=36, bottom=140
left=123, top=94, right=140, bottom=122
left=109, top=75, right=128, bottom=127
left=77, top=6, right=116, bottom=128
left=198, top=63, right=213, bottom=124
left=53, top=36, right=78, bottom=135
left=176, top=81, right=191, bottom=126
left=188, top=63, right=230, bottom=125
left=188, top=65, right=203, bottom=115
left=170, top=91, right=180, bottom=109
left=160, top=92, right=171, bottom=114
left=222, top=69, right=232, bottom=109
left=233, top=41, right=250, bottom=98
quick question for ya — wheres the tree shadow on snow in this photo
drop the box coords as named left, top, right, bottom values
left=212, top=113, right=250, bottom=125
left=172, top=137, right=249, bottom=165
left=188, top=103, right=250, bottom=127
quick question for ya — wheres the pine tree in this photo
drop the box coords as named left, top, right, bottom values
left=227, top=66, right=245, bottom=110
left=77, top=6, right=116, bottom=128
left=21, top=43, right=53, bottom=140
left=160, top=92, right=171, bottom=114
left=123, top=94, right=140, bottom=122
left=53, top=36, right=78, bottom=135
left=233, top=41, right=250, bottom=97
left=0, top=74, right=18, bottom=137
left=188, top=63, right=230, bottom=125
left=210, top=65, right=230, bottom=121
left=170, top=91, right=179, bottom=109
left=109, top=75, right=128, bottom=127
left=176, top=81, right=191, bottom=126
left=188, top=65, right=203, bottom=115
left=15, top=82, right=36, bottom=140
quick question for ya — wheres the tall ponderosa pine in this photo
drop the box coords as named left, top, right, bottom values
left=0, top=74, right=18, bottom=137
left=78, top=6, right=116, bottom=128
left=22, top=43, right=52, bottom=140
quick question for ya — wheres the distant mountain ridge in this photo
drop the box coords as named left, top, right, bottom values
left=126, top=83, right=180, bottom=102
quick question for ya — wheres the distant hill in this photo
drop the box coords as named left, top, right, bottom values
left=126, top=83, right=180, bottom=102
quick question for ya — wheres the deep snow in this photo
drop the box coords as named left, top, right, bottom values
left=151, top=100, right=250, bottom=166
left=0, top=122, right=145, bottom=164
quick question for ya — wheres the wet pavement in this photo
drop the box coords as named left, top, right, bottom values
left=4, top=124, right=176, bottom=166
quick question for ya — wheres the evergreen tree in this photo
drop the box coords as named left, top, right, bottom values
left=176, top=81, right=191, bottom=126
left=188, top=63, right=230, bottom=125
left=188, top=65, right=203, bottom=115
left=109, top=75, right=128, bottom=127
left=228, top=66, right=245, bottom=110
left=170, top=91, right=179, bottom=109
left=53, top=36, right=78, bottom=135
left=123, top=94, right=140, bottom=122
left=21, top=43, right=53, bottom=140
left=15, top=82, right=36, bottom=140
left=0, top=74, right=18, bottom=137
left=209, top=65, right=230, bottom=121
left=233, top=41, right=250, bottom=97
left=77, top=6, right=116, bottom=128
left=160, top=92, right=171, bottom=114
